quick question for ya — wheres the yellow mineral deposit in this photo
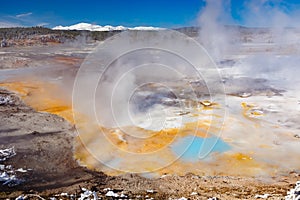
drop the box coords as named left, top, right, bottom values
left=0, top=80, right=74, bottom=123
left=0, top=79, right=284, bottom=177
left=241, top=102, right=264, bottom=121
left=199, top=100, right=220, bottom=110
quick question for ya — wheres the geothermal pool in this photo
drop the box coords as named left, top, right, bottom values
left=0, top=72, right=299, bottom=178
left=0, top=31, right=299, bottom=178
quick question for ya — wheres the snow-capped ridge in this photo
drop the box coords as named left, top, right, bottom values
left=53, top=22, right=165, bottom=31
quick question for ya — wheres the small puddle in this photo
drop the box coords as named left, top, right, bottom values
left=171, top=135, right=231, bottom=162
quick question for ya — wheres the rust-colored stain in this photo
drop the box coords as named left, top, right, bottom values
left=0, top=80, right=74, bottom=123
left=52, top=56, right=83, bottom=66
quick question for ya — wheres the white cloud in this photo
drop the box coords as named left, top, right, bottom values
left=0, top=12, right=51, bottom=28
left=0, top=21, right=21, bottom=28
left=16, top=12, right=32, bottom=18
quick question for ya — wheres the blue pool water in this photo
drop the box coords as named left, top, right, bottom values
left=171, top=135, right=231, bottom=162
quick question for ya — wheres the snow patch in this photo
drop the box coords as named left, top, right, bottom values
left=285, top=181, right=300, bottom=200
left=0, top=95, right=13, bottom=105
left=53, top=22, right=165, bottom=31
left=255, top=194, right=271, bottom=199
left=105, top=190, right=119, bottom=197
left=0, top=147, right=26, bottom=187
left=0, top=147, right=16, bottom=161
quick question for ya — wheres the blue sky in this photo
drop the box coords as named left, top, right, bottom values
left=0, top=0, right=300, bottom=28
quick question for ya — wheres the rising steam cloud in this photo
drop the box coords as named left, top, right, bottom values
left=197, top=0, right=300, bottom=90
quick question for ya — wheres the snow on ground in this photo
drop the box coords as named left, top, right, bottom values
left=0, top=147, right=29, bottom=187
left=0, top=147, right=16, bottom=161
left=285, top=181, right=300, bottom=200
left=0, top=95, right=13, bottom=106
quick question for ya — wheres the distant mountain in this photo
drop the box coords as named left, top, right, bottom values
left=53, top=23, right=165, bottom=31
left=1, top=25, right=285, bottom=48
